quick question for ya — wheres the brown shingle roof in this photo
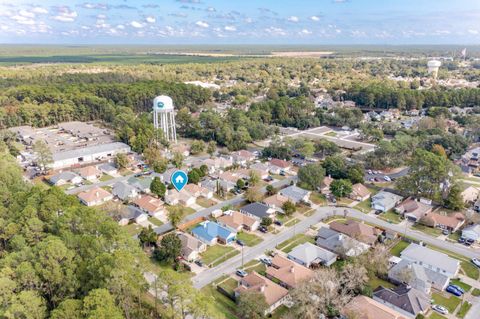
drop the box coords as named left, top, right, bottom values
left=77, top=165, right=101, bottom=178
left=78, top=187, right=112, bottom=203
left=266, top=255, right=314, bottom=288
left=217, top=211, right=257, bottom=229
left=329, top=220, right=380, bottom=245
left=423, top=212, right=465, bottom=229
left=270, top=158, right=290, bottom=168
left=351, top=183, right=371, bottom=198
left=134, top=195, right=164, bottom=214
left=263, top=194, right=289, bottom=207
left=344, top=296, right=408, bottom=319
left=235, top=272, right=288, bottom=306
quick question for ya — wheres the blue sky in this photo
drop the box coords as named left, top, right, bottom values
left=0, top=0, right=479, bottom=44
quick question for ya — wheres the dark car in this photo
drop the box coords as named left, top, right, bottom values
left=259, top=226, right=268, bottom=233
left=375, top=210, right=383, bottom=215
left=458, top=237, right=465, bottom=243
left=274, top=220, right=283, bottom=226
left=450, top=285, right=465, bottom=294
left=446, top=285, right=463, bottom=296
left=194, top=260, right=204, bottom=267
left=236, top=239, right=245, bottom=246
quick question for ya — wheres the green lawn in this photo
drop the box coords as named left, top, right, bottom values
left=99, top=174, right=113, bottom=182
left=457, top=301, right=472, bottom=319
left=217, top=277, right=239, bottom=295
left=377, top=210, right=402, bottom=224
left=123, top=223, right=142, bottom=237
left=448, top=231, right=461, bottom=241
left=449, top=279, right=471, bottom=293
left=472, top=288, right=480, bottom=296
left=310, top=192, right=327, bottom=205
left=431, top=292, right=461, bottom=313
left=270, top=305, right=290, bottom=319
left=411, top=224, right=443, bottom=237
left=429, top=313, right=447, bottom=319
left=337, top=197, right=354, bottom=206
left=101, top=185, right=112, bottom=192
left=148, top=217, right=163, bottom=226
left=197, top=197, right=217, bottom=208
left=201, top=245, right=239, bottom=267
left=461, top=261, right=479, bottom=280
left=390, top=240, right=409, bottom=257
left=243, top=260, right=266, bottom=275
left=367, top=276, right=395, bottom=290
left=237, top=232, right=263, bottom=246
left=276, top=234, right=315, bottom=253
left=284, top=218, right=300, bottom=227
left=325, top=131, right=337, bottom=137
left=201, top=283, right=238, bottom=319
left=354, top=198, right=372, bottom=213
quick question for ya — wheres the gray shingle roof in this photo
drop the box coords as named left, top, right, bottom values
left=401, top=243, right=459, bottom=275
left=279, top=185, right=309, bottom=203
left=288, top=242, right=337, bottom=265
left=373, top=285, right=430, bottom=316
left=240, top=202, right=271, bottom=219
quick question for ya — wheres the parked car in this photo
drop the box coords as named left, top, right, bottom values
left=432, top=305, right=448, bottom=315
left=464, top=238, right=474, bottom=246
left=259, top=226, right=268, bottom=233
left=458, top=237, right=465, bottom=243
left=274, top=220, right=283, bottom=226
left=446, top=285, right=463, bottom=296
left=194, top=260, right=204, bottom=267
left=472, top=258, right=480, bottom=268
left=375, top=210, right=383, bottom=215
left=265, top=176, right=273, bottom=182
left=450, top=284, right=465, bottom=294
left=236, top=269, right=248, bottom=277
left=442, top=229, right=450, bottom=235
left=279, top=170, right=286, bottom=176
left=236, top=239, right=245, bottom=246
left=367, top=169, right=373, bottom=175
left=259, top=257, right=272, bottom=266
left=383, top=176, right=391, bottom=182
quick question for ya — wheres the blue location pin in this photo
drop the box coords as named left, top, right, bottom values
left=171, top=170, right=188, bottom=191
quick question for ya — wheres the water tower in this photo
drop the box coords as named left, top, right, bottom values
left=153, top=95, right=177, bottom=143
left=427, top=60, right=442, bottom=80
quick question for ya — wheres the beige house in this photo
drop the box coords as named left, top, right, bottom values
left=461, top=186, right=480, bottom=203
left=344, top=296, right=408, bottom=319
left=320, top=176, right=334, bottom=194
left=184, top=183, right=213, bottom=199
left=266, top=255, right=314, bottom=289
left=78, top=187, right=113, bottom=206
left=217, top=210, right=259, bottom=231
left=164, top=189, right=196, bottom=207
left=263, top=193, right=289, bottom=211
left=133, top=195, right=165, bottom=218
left=349, top=183, right=371, bottom=201
left=177, top=232, right=206, bottom=261
left=77, top=165, right=102, bottom=182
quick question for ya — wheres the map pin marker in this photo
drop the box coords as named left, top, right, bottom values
left=171, top=170, right=188, bottom=191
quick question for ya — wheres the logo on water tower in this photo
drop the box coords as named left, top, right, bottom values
left=157, top=101, right=165, bottom=109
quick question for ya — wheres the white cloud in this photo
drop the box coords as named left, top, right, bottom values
left=32, top=7, right=48, bottom=14
left=146, top=16, right=156, bottom=23
left=53, top=8, right=78, bottom=22
left=310, top=15, right=320, bottom=21
left=19, top=10, right=35, bottom=18
left=207, top=7, right=216, bottom=12
left=300, top=29, right=312, bottom=35
left=11, top=15, right=35, bottom=25
left=287, top=16, right=299, bottom=22
left=117, top=24, right=125, bottom=30
left=244, top=17, right=253, bottom=23
left=224, top=25, right=236, bottom=32
left=468, top=29, right=479, bottom=35
left=130, top=21, right=144, bottom=28
left=97, top=14, right=106, bottom=19
left=195, top=20, right=209, bottom=28
left=265, top=27, right=286, bottom=36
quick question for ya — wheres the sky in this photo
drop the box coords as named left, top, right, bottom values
left=0, top=0, right=479, bottom=45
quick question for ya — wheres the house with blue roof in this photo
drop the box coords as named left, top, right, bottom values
left=191, top=221, right=237, bottom=245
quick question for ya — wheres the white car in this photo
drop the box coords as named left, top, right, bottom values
left=383, top=176, right=392, bottom=182
left=432, top=304, right=448, bottom=315
left=472, top=258, right=480, bottom=268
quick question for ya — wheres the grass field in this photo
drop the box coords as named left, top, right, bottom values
left=310, top=192, right=327, bottom=205
left=196, top=197, right=217, bottom=208
left=389, top=240, right=410, bottom=257
left=461, top=261, right=479, bottom=280
left=367, top=276, right=395, bottom=290
left=99, top=174, right=113, bottom=182
left=276, top=234, right=315, bottom=253
left=429, top=313, right=447, bottom=319
left=243, top=260, right=266, bottom=275
left=431, top=292, right=461, bottom=313
left=472, top=288, right=480, bottom=296
left=217, top=277, right=239, bottom=295
left=201, top=279, right=238, bottom=319
left=354, top=198, right=372, bottom=213
left=148, top=217, right=163, bottom=226
left=284, top=218, right=300, bottom=227
left=377, top=210, right=402, bottom=224
left=123, top=223, right=142, bottom=237
left=457, top=301, right=472, bottom=319
left=411, top=224, right=443, bottom=237
left=450, top=279, right=472, bottom=293
left=237, top=232, right=263, bottom=246
left=201, top=245, right=239, bottom=267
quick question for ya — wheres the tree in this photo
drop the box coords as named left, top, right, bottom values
left=431, top=144, right=447, bottom=158
left=261, top=217, right=273, bottom=226
left=33, top=140, right=53, bottom=174
left=199, top=164, right=209, bottom=176
left=150, top=177, right=166, bottom=198
left=315, top=139, right=340, bottom=158
left=298, top=163, right=325, bottom=190
left=236, top=178, right=245, bottom=189
left=207, top=141, right=216, bottom=157
left=154, top=233, right=182, bottom=263
left=266, top=185, right=277, bottom=196
left=138, top=225, right=157, bottom=248
left=171, top=151, right=184, bottom=168
left=168, top=206, right=184, bottom=228
left=143, top=146, right=168, bottom=173
left=347, top=165, right=364, bottom=184
left=51, top=299, right=82, bottom=319
left=249, top=170, right=260, bottom=187
left=444, top=184, right=464, bottom=211
left=188, top=169, right=201, bottom=184
left=282, top=200, right=296, bottom=216
left=323, top=155, right=347, bottom=179
left=82, top=289, right=123, bottom=319
left=114, top=153, right=129, bottom=170
left=330, top=179, right=352, bottom=198
left=190, top=140, right=206, bottom=155
left=244, top=187, right=262, bottom=203
left=298, top=140, right=315, bottom=158
left=236, top=290, right=268, bottom=319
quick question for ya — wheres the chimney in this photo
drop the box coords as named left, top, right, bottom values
left=290, top=266, right=295, bottom=273
left=260, top=285, right=265, bottom=292
left=95, top=191, right=99, bottom=197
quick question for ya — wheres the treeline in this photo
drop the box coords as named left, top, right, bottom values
left=343, top=82, right=480, bottom=110
left=0, top=148, right=153, bottom=319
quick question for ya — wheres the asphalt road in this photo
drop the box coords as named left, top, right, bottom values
left=153, top=175, right=297, bottom=235
left=192, top=205, right=480, bottom=289
left=364, top=167, right=410, bottom=181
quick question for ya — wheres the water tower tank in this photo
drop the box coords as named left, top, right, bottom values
left=153, top=95, right=174, bottom=112
left=427, top=60, right=441, bottom=72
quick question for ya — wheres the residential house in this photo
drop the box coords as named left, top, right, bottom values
left=49, top=171, right=82, bottom=186
left=231, top=150, right=255, bottom=166
left=240, top=202, right=276, bottom=221
left=287, top=242, right=338, bottom=267
left=388, top=259, right=449, bottom=292
left=238, top=168, right=269, bottom=180
left=217, top=210, right=259, bottom=231
left=349, top=183, right=371, bottom=201
left=112, top=181, right=139, bottom=201
left=373, top=285, right=430, bottom=319
left=316, top=227, right=369, bottom=257
left=459, top=147, right=480, bottom=175
left=201, top=178, right=235, bottom=193
left=164, top=189, right=196, bottom=207
left=160, top=168, right=177, bottom=184
left=400, top=243, right=460, bottom=278
left=343, top=295, right=407, bottom=319
left=77, top=165, right=102, bottom=182
left=114, top=206, right=148, bottom=226
left=184, top=183, right=213, bottom=199
left=133, top=195, right=165, bottom=219
left=320, top=175, right=334, bottom=194
left=279, top=185, right=311, bottom=204
left=234, top=272, right=289, bottom=315
left=421, top=212, right=465, bottom=232
left=127, top=176, right=153, bottom=194
left=78, top=187, right=113, bottom=206
left=191, top=221, right=236, bottom=245
left=203, top=156, right=233, bottom=174
left=263, top=193, right=289, bottom=212
left=177, top=232, right=206, bottom=261
left=394, top=197, right=432, bottom=222
left=266, top=255, right=314, bottom=289
left=250, top=162, right=270, bottom=174
left=461, top=186, right=480, bottom=204
left=371, top=191, right=403, bottom=212
left=462, top=224, right=480, bottom=242
left=329, top=220, right=381, bottom=245
left=218, top=171, right=243, bottom=185
left=269, top=158, right=291, bottom=174
left=98, top=163, right=118, bottom=176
